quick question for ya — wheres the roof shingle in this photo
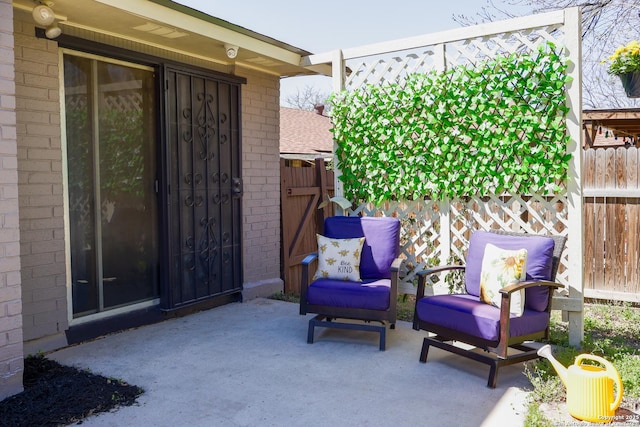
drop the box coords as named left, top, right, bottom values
left=279, top=107, right=333, bottom=155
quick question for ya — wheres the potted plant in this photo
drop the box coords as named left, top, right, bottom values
left=603, top=40, right=640, bottom=97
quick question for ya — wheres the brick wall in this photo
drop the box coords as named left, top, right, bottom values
left=0, top=0, right=24, bottom=400
left=6, top=8, right=284, bottom=363
left=239, top=69, right=283, bottom=290
left=13, top=12, right=67, bottom=349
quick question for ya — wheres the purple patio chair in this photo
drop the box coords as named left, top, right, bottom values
left=299, top=216, right=402, bottom=350
left=412, top=230, right=566, bottom=388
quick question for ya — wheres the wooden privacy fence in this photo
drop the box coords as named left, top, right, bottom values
left=280, top=159, right=334, bottom=294
left=583, top=145, right=640, bottom=302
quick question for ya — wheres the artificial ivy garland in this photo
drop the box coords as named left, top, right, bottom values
left=329, top=42, right=572, bottom=204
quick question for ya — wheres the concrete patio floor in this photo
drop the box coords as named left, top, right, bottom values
left=50, top=298, right=532, bottom=426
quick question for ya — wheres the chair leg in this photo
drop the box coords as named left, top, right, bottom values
left=419, top=337, right=430, bottom=363
left=307, top=319, right=316, bottom=344
left=487, top=361, right=498, bottom=389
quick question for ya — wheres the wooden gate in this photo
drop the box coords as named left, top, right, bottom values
left=280, top=158, right=334, bottom=294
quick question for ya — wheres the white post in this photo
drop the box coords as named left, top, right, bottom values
left=561, top=6, right=585, bottom=346
left=331, top=49, right=345, bottom=207
left=435, top=43, right=451, bottom=288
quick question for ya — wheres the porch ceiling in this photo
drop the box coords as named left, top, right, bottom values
left=583, top=108, right=640, bottom=146
left=13, top=0, right=328, bottom=77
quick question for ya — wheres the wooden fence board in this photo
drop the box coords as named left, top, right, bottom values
left=614, top=197, right=625, bottom=293
left=628, top=148, right=638, bottom=188
left=583, top=198, right=595, bottom=290
left=626, top=197, right=639, bottom=294
left=595, top=197, right=607, bottom=290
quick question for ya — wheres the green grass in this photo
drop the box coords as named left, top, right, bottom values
left=269, top=291, right=300, bottom=304
left=524, top=403, right=555, bottom=427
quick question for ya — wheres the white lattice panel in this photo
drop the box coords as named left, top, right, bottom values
left=444, top=26, right=565, bottom=69
left=354, top=194, right=569, bottom=295
left=103, top=92, right=143, bottom=112
left=345, top=49, right=438, bottom=90
left=344, top=25, right=567, bottom=90
left=448, top=195, right=570, bottom=288
left=350, top=200, right=442, bottom=293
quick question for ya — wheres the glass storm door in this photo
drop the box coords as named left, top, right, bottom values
left=64, top=53, right=159, bottom=318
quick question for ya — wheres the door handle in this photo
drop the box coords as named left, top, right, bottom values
left=232, top=177, right=243, bottom=198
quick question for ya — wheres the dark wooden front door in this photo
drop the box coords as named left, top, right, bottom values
left=162, top=68, right=243, bottom=310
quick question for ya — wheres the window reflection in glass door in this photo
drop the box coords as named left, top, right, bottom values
left=64, top=53, right=158, bottom=317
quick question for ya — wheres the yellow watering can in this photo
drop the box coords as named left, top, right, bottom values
left=537, top=344, right=623, bottom=423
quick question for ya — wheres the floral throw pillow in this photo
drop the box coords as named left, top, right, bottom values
left=313, top=234, right=365, bottom=281
left=479, top=243, right=528, bottom=317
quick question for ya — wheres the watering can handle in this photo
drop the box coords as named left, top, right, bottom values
left=575, top=354, right=624, bottom=411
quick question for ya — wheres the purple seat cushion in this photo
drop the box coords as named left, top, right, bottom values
left=324, top=216, right=400, bottom=280
left=307, top=278, right=391, bottom=310
left=416, top=294, right=550, bottom=342
left=465, top=231, right=556, bottom=311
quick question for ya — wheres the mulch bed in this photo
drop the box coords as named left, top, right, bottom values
left=0, top=355, right=143, bottom=427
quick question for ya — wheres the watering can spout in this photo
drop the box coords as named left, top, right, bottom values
left=537, top=344, right=569, bottom=387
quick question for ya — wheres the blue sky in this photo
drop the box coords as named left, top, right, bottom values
left=175, top=1, right=530, bottom=102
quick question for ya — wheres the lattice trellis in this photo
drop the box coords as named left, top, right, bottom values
left=346, top=49, right=438, bottom=90
left=349, top=194, right=569, bottom=295
left=66, top=91, right=143, bottom=113
left=449, top=194, right=570, bottom=288
left=313, top=9, right=584, bottom=327
left=344, top=24, right=567, bottom=92
left=442, top=26, right=565, bottom=69
left=351, top=199, right=441, bottom=291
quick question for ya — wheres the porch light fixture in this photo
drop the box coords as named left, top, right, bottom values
left=32, top=3, right=55, bottom=26
left=45, top=23, right=62, bottom=39
left=32, top=1, right=62, bottom=39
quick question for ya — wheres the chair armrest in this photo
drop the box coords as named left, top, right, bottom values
left=302, top=253, right=318, bottom=266
left=415, top=265, right=466, bottom=277
left=389, top=257, right=404, bottom=297
left=300, top=252, right=318, bottom=289
left=413, top=264, right=465, bottom=330
left=390, top=257, right=403, bottom=272
left=300, top=253, right=318, bottom=315
left=495, top=280, right=564, bottom=354
left=499, top=280, right=564, bottom=295
left=415, top=265, right=465, bottom=299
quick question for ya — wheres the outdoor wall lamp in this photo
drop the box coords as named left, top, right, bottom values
left=32, top=1, right=62, bottom=39
left=225, top=44, right=239, bottom=59
left=32, top=3, right=55, bottom=26
left=44, top=23, right=62, bottom=39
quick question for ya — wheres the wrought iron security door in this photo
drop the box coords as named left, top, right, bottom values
left=163, top=68, right=243, bottom=309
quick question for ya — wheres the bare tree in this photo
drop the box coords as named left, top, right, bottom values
left=282, top=85, right=331, bottom=112
left=454, top=0, right=640, bottom=108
